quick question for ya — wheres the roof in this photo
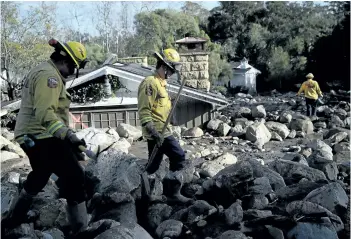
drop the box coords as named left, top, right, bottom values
left=230, top=61, right=261, bottom=74
left=67, top=62, right=228, bottom=107
left=2, top=62, right=229, bottom=113
left=175, top=37, right=208, bottom=44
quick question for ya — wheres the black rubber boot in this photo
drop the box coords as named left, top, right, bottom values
left=163, top=171, right=193, bottom=204
left=1, top=189, right=34, bottom=231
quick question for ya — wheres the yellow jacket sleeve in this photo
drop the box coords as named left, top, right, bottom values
left=33, top=74, right=68, bottom=137
left=315, top=81, right=322, bottom=96
left=138, top=78, right=158, bottom=125
left=297, top=83, right=305, bottom=95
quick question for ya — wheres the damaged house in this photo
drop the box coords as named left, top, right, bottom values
left=2, top=62, right=228, bottom=130
left=67, top=62, right=228, bottom=129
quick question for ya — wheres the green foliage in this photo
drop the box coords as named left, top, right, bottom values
left=68, top=75, right=127, bottom=103
left=211, top=85, right=227, bottom=96
left=85, top=44, right=107, bottom=69
left=207, top=1, right=341, bottom=90
left=132, top=9, right=201, bottom=54
left=307, top=1, right=350, bottom=90
left=1, top=2, right=58, bottom=99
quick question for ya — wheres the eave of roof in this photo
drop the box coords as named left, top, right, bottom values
left=175, top=37, right=208, bottom=44
left=67, top=63, right=228, bottom=107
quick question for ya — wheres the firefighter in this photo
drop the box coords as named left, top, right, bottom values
left=2, top=39, right=90, bottom=236
left=297, top=73, right=323, bottom=117
left=138, top=48, right=190, bottom=203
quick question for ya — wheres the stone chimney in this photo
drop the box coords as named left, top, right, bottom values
left=175, top=37, right=210, bottom=91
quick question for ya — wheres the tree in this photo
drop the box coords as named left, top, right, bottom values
left=1, top=2, right=58, bottom=100
left=181, top=1, right=210, bottom=30
left=130, top=9, right=232, bottom=83
left=207, top=1, right=339, bottom=90
left=307, top=1, right=350, bottom=90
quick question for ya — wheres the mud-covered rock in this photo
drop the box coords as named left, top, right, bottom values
left=304, top=182, right=348, bottom=215
left=268, top=159, right=326, bottom=184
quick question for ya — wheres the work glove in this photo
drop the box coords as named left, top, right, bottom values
left=65, top=129, right=87, bottom=150
left=144, top=121, right=164, bottom=147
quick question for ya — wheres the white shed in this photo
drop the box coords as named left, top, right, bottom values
left=228, top=58, right=261, bottom=94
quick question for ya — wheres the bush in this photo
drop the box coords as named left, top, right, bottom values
left=212, top=85, right=228, bottom=96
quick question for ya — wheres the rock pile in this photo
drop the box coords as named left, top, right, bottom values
left=1, top=91, right=350, bottom=239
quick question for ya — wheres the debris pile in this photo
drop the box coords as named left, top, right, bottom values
left=1, top=91, right=350, bottom=239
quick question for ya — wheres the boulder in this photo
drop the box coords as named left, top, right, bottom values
left=182, top=127, right=204, bottom=138
left=329, top=115, right=345, bottom=128
left=214, top=160, right=253, bottom=184
left=279, top=112, right=292, bottom=124
left=1, top=128, right=14, bottom=141
left=94, top=224, right=153, bottom=239
left=344, top=116, right=351, bottom=128
left=38, top=199, right=68, bottom=229
left=235, top=107, right=251, bottom=118
left=200, top=153, right=237, bottom=178
left=287, top=223, right=338, bottom=239
left=252, top=105, right=266, bottom=118
left=1, top=183, right=18, bottom=216
left=172, top=126, right=182, bottom=139
left=307, top=139, right=333, bottom=161
left=325, top=132, right=348, bottom=146
left=246, top=122, right=271, bottom=147
left=314, top=121, right=327, bottom=129
left=42, top=228, right=65, bottom=239
left=246, top=194, right=269, bottom=210
left=304, top=182, right=348, bottom=215
left=268, top=159, right=326, bottom=184
left=246, top=159, right=286, bottom=191
left=286, top=200, right=344, bottom=232
left=207, top=119, right=223, bottom=131
left=265, top=121, right=290, bottom=139
left=155, top=219, right=183, bottom=239
left=334, top=142, right=350, bottom=153
left=270, top=132, right=283, bottom=141
left=224, top=200, right=243, bottom=226
left=85, top=149, right=143, bottom=196
left=146, top=203, right=173, bottom=231
left=116, top=123, right=142, bottom=141
left=287, top=129, right=296, bottom=139
left=283, top=153, right=309, bottom=166
left=110, top=138, right=131, bottom=154
left=105, top=127, right=120, bottom=140
left=333, top=151, right=350, bottom=163
left=334, top=108, right=348, bottom=120
left=289, top=117, right=314, bottom=134
left=76, top=128, right=118, bottom=155
left=243, top=209, right=272, bottom=220
left=217, top=230, right=248, bottom=239
left=249, top=177, right=273, bottom=195
left=275, top=181, right=327, bottom=201
left=217, top=123, right=231, bottom=136
left=230, top=125, right=246, bottom=137
left=234, top=118, right=251, bottom=128
left=1, top=151, right=21, bottom=162
left=325, top=127, right=350, bottom=140
left=0, top=135, right=26, bottom=158
left=215, top=153, right=238, bottom=166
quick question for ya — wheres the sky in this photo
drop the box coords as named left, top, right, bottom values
left=18, top=1, right=220, bottom=36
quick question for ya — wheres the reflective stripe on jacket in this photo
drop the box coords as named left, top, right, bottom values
left=137, top=74, right=172, bottom=139
left=14, top=60, right=71, bottom=141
